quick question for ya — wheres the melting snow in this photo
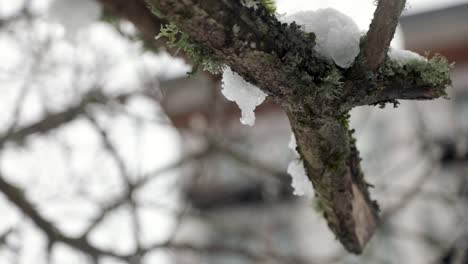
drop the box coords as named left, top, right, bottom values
left=287, top=134, right=314, bottom=198
left=279, top=8, right=361, bottom=68
left=221, top=67, right=267, bottom=126
left=388, top=48, right=426, bottom=65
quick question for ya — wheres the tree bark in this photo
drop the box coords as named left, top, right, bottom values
left=142, top=0, right=451, bottom=254
left=364, top=0, right=407, bottom=70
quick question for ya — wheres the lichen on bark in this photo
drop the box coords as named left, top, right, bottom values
left=148, top=0, right=452, bottom=254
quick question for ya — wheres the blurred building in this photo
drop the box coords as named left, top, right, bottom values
left=401, top=3, right=468, bottom=137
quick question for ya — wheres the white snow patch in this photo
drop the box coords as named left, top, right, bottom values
left=49, top=0, right=102, bottom=38
left=388, top=48, right=426, bottom=65
left=287, top=134, right=314, bottom=198
left=221, top=67, right=267, bottom=126
left=279, top=8, right=361, bottom=68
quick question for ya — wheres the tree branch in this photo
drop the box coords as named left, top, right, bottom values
left=286, top=111, right=379, bottom=254
left=147, top=0, right=333, bottom=99
left=143, top=241, right=314, bottom=264
left=0, top=173, right=125, bottom=259
left=0, top=171, right=308, bottom=262
left=363, top=0, right=406, bottom=70
left=345, top=55, right=451, bottom=107
left=97, top=0, right=167, bottom=50
left=0, top=90, right=134, bottom=147
left=144, top=0, right=452, bottom=254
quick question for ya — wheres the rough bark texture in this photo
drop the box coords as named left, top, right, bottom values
left=364, top=0, right=407, bottom=70
left=286, top=109, right=379, bottom=253
left=141, top=0, right=452, bottom=254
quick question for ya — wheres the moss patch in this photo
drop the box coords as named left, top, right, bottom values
left=259, top=0, right=276, bottom=14
left=156, top=23, right=224, bottom=75
left=405, top=54, right=453, bottom=87
left=318, top=67, right=344, bottom=99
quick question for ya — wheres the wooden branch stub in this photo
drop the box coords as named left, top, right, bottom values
left=287, top=110, right=379, bottom=254
left=364, top=0, right=406, bottom=70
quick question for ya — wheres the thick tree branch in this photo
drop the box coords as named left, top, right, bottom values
left=148, top=0, right=333, bottom=99
left=97, top=0, right=169, bottom=52
left=345, top=55, right=451, bottom=107
left=148, top=0, right=380, bottom=253
left=286, top=110, right=379, bottom=254
left=144, top=0, right=452, bottom=254
left=99, top=0, right=161, bottom=37
left=364, top=0, right=406, bottom=70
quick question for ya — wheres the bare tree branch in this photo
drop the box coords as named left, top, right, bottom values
left=147, top=0, right=452, bottom=253
left=80, top=147, right=212, bottom=238
left=0, top=173, right=125, bottom=259
left=0, top=228, right=13, bottom=246
left=0, top=169, right=296, bottom=262
left=142, top=241, right=314, bottom=264
left=363, top=0, right=407, bottom=70
left=0, top=90, right=133, bottom=147
left=96, top=0, right=166, bottom=50
left=84, top=113, right=133, bottom=185
left=0, top=0, right=451, bottom=257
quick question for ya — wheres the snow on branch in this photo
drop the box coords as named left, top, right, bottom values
left=221, top=67, right=267, bottom=126
left=279, top=8, right=361, bottom=68
left=146, top=0, right=452, bottom=254
left=388, top=48, right=425, bottom=65
left=287, top=134, right=314, bottom=198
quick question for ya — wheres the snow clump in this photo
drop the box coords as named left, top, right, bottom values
left=287, top=134, right=314, bottom=199
left=221, top=67, right=267, bottom=126
left=388, top=48, right=426, bottom=65
left=279, top=8, right=361, bottom=68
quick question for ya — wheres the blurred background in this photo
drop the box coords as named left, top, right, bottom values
left=0, top=0, right=467, bottom=263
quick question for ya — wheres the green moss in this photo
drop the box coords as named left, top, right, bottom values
left=327, top=151, right=345, bottom=171
left=381, top=54, right=452, bottom=88
left=379, top=59, right=399, bottom=77
left=349, top=134, right=357, bottom=145
left=259, top=0, right=276, bottom=14
left=318, top=67, right=344, bottom=99
left=318, top=140, right=346, bottom=172
left=337, top=113, right=350, bottom=130
left=242, top=0, right=276, bottom=14
left=405, top=54, right=453, bottom=87
left=101, top=10, right=119, bottom=24
left=156, top=23, right=179, bottom=43
left=156, top=23, right=224, bottom=75
left=374, top=54, right=451, bottom=103
left=313, top=196, right=325, bottom=213
left=145, top=0, right=164, bottom=18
